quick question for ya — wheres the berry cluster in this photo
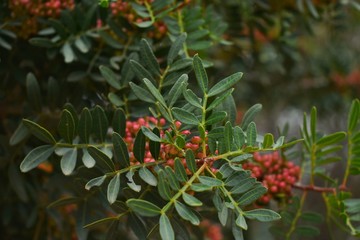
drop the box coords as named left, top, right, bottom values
left=243, top=151, right=300, bottom=204
left=8, top=0, right=74, bottom=38
left=200, top=220, right=223, bottom=240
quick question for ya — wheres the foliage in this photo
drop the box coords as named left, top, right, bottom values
left=1, top=0, right=360, bottom=239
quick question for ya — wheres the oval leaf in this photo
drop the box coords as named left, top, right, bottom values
left=23, top=119, right=56, bottom=144
left=175, top=201, right=200, bottom=225
left=85, top=175, right=107, bottom=190
left=159, top=214, right=174, bottom=240
left=126, top=199, right=161, bottom=217
left=112, top=132, right=130, bottom=168
left=208, top=72, right=243, bottom=97
left=20, top=145, right=55, bottom=172
left=60, top=148, right=77, bottom=175
left=244, top=209, right=281, bottom=222
left=88, top=146, right=115, bottom=173
left=107, top=173, right=121, bottom=204
left=172, top=107, right=199, bottom=125
left=58, top=109, right=75, bottom=143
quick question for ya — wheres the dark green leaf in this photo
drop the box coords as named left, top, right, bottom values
left=79, top=108, right=92, bottom=144
left=231, top=154, right=253, bottom=163
left=9, top=121, right=30, bottom=146
left=158, top=170, right=172, bottom=200
left=348, top=99, right=360, bottom=132
left=246, top=122, right=257, bottom=147
left=182, top=192, right=202, bottom=206
left=206, top=111, right=227, bottom=126
left=47, top=196, right=80, bottom=209
left=150, top=127, right=161, bottom=159
left=88, top=146, right=115, bottom=173
left=159, top=214, right=174, bottom=240
left=174, top=157, right=188, bottom=182
left=84, top=217, right=118, bottom=229
left=58, top=109, right=75, bottom=143
left=61, top=10, right=76, bottom=33
left=193, top=54, right=208, bottom=94
left=198, top=176, right=222, bottom=187
left=224, top=121, right=233, bottom=152
left=20, top=145, right=55, bottom=172
left=206, top=88, right=234, bottom=111
left=112, top=108, right=126, bottom=137
left=175, top=201, right=200, bottom=225
left=92, top=106, right=109, bottom=142
left=99, top=65, right=121, bottom=90
left=231, top=178, right=256, bottom=194
left=26, top=73, right=42, bottom=112
left=183, top=89, right=202, bottom=108
left=316, top=132, right=346, bottom=148
left=129, top=82, right=155, bottom=103
left=294, top=225, right=320, bottom=237
left=167, top=74, right=188, bottom=107
left=234, top=126, right=245, bottom=149
left=165, top=166, right=180, bottom=190
left=67, top=71, right=87, bottom=82
left=300, top=212, right=323, bottom=223
left=112, top=132, right=130, bottom=168
left=8, top=163, right=28, bottom=202
left=208, top=72, right=243, bottom=97
left=107, top=173, right=120, bottom=204
left=23, top=119, right=56, bottom=144
left=168, top=58, right=192, bottom=72
left=235, top=214, right=247, bottom=230
left=143, top=78, right=166, bottom=107
left=47, top=77, right=59, bottom=109
left=244, top=209, right=281, bottom=222
left=130, top=59, right=155, bottom=83
left=172, top=107, right=199, bottom=125
left=98, top=31, right=122, bottom=49
left=85, top=175, right=107, bottom=190
left=140, top=39, right=160, bottom=76
left=133, top=130, right=146, bottom=163
left=175, top=135, right=185, bottom=149
left=188, top=40, right=212, bottom=50
left=29, top=38, right=56, bottom=48
left=128, top=214, right=147, bottom=240
left=238, top=185, right=267, bottom=206
left=139, top=167, right=157, bottom=186
left=168, top=33, right=187, bottom=65
left=127, top=199, right=161, bottom=217
left=185, top=149, right=197, bottom=173
left=262, top=133, right=274, bottom=149
left=141, top=126, right=162, bottom=142
left=310, top=107, right=317, bottom=143
left=60, top=148, right=77, bottom=175
left=241, top=104, right=262, bottom=130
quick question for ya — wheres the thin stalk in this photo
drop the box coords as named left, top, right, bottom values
left=285, top=191, right=308, bottom=240
left=177, top=9, right=189, bottom=58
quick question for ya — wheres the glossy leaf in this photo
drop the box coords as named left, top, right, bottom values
left=140, top=39, right=160, bottom=76
left=58, top=109, right=75, bottom=143
left=139, top=167, right=157, bottom=186
left=241, top=104, right=262, bottom=130
left=60, top=148, right=77, bottom=175
left=182, top=192, right=202, bottom=206
left=20, top=145, right=55, bottom=172
left=167, top=74, right=188, bottom=107
left=107, top=173, right=120, bottom=204
left=149, top=127, right=161, bottom=159
left=168, top=33, right=187, bottom=65
left=175, top=201, right=200, bottom=225
left=159, top=214, right=174, bottom=240
left=126, top=199, right=161, bottom=217
left=23, top=119, right=56, bottom=144
left=79, top=108, right=92, bottom=144
left=174, top=158, right=188, bottom=182
left=198, top=176, right=222, bottom=187
left=185, top=149, right=197, bottom=173
left=244, top=209, right=281, bottom=222
left=112, top=132, right=130, bottom=168
left=193, top=54, right=208, bottom=94
left=172, top=107, right=199, bottom=125
left=208, top=72, right=243, bottom=97
left=133, top=130, right=146, bottom=163
left=99, top=65, right=121, bottom=90
left=88, top=146, right=115, bottom=173
left=26, top=73, right=42, bottom=112
left=246, top=122, right=257, bottom=147
left=92, top=106, right=109, bottom=142
left=85, top=175, right=107, bottom=190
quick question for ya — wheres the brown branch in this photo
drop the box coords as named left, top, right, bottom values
left=293, top=184, right=336, bottom=193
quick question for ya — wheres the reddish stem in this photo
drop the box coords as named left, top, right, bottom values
left=293, top=184, right=336, bottom=194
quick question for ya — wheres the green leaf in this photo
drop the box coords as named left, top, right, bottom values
left=23, top=119, right=56, bottom=144
left=58, top=109, right=75, bottom=143
left=231, top=154, right=253, bottom=163
left=60, top=148, right=77, bottom=175
left=88, top=146, right=115, bottom=173
left=310, top=107, right=317, bottom=143
left=174, top=158, right=188, bottom=182
left=236, top=214, right=248, bottom=230
left=238, top=185, right=267, bottom=206
left=82, top=148, right=95, bottom=168
left=348, top=99, right=360, bottom=132
left=316, top=132, right=346, bottom=148
left=172, top=107, right=199, bottom=125
left=244, top=209, right=281, bottom=222
left=300, top=212, right=323, bottom=223
left=175, top=201, right=200, bottom=225
left=133, top=130, right=146, bottom=163
left=158, top=170, right=172, bottom=200
left=143, top=78, right=166, bottom=107
left=206, top=88, right=234, bottom=111
left=139, top=167, right=157, bottom=186
left=26, top=73, right=42, bottom=112
left=107, top=173, right=120, bottom=204
left=135, top=21, right=153, bottom=28
left=47, top=196, right=81, bottom=209
left=241, top=104, right=262, bottom=130
left=165, top=166, right=180, bottom=190
left=79, top=108, right=92, bottom=144
left=61, top=42, right=75, bottom=63
left=175, top=135, right=186, bottom=149
left=168, top=58, right=192, bottom=73
left=92, top=106, right=109, bottom=142
left=262, top=133, right=274, bottom=149
left=20, top=145, right=55, bottom=172
left=168, top=33, right=187, bottom=65
left=99, top=65, right=121, bottom=90
left=185, top=149, right=197, bottom=173
left=128, top=214, right=147, bottom=240
left=141, top=126, right=162, bottom=142
left=190, top=183, right=212, bottom=192
left=85, top=175, right=107, bottom=190
left=112, top=132, right=130, bottom=168
left=231, top=178, right=256, bottom=194
left=159, top=214, right=174, bottom=240
left=150, top=127, right=161, bottom=159
left=127, top=199, right=161, bottom=217
left=233, top=126, right=245, bottom=149
left=60, top=10, right=76, bottom=33
left=224, top=121, right=233, bottom=152
left=167, top=74, right=188, bottom=107
left=84, top=216, right=118, bottom=229
left=246, top=122, right=257, bottom=147
left=112, top=108, right=126, bottom=137
left=188, top=40, right=212, bottom=50
left=47, top=77, right=60, bottom=109
left=294, top=225, right=320, bottom=237
left=208, top=72, right=243, bottom=97
left=29, top=37, right=56, bottom=48
left=67, top=71, right=87, bottom=82
left=9, top=121, right=30, bottom=146
left=183, top=89, right=202, bottom=108
left=130, top=59, right=155, bottom=83
left=193, top=54, right=208, bottom=94
left=198, top=176, right=222, bottom=187
left=182, top=192, right=202, bottom=206
left=129, top=82, right=155, bottom=103
left=206, top=111, right=227, bottom=126
left=74, top=37, right=90, bottom=53
left=140, top=39, right=160, bottom=76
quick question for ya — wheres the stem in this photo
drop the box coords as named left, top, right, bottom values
left=285, top=191, right=308, bottom=240
left=161, top=162, right=207, bottom=214
left=293, top=184, right=336, bottom=193
left=106, top=160, right=166, bottom=177
left=341, top=130, right=353, bottom=189
left=310, top=144, right=316, bottom=186
left=177, top=9, right=189, bottom=58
